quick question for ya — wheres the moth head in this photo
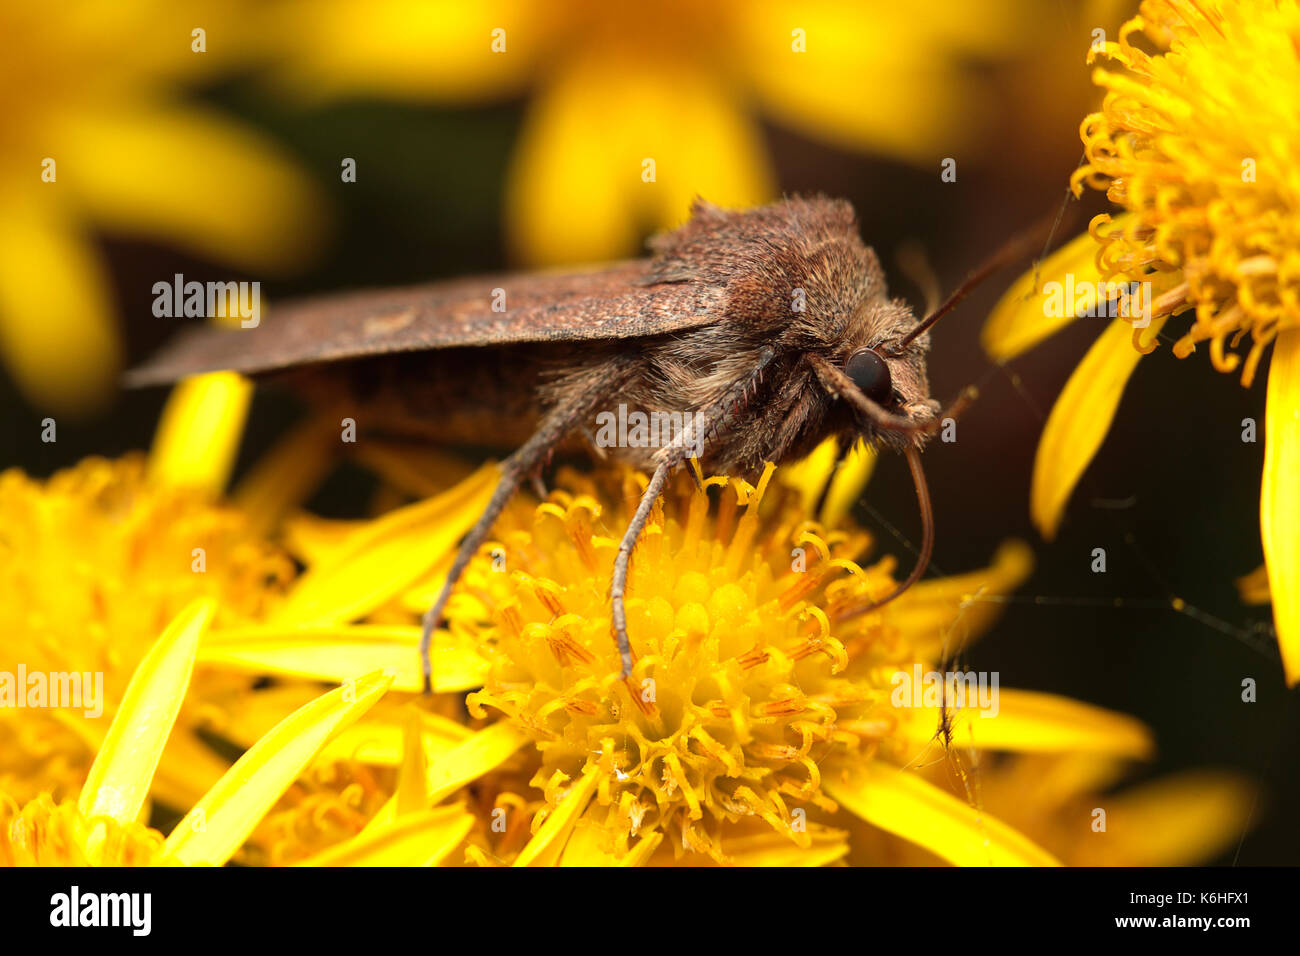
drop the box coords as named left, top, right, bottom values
left=840, top=336, right=935, bottom=420
left=809, top=305, right=940, bottom=450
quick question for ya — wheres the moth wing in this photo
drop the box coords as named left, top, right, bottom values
left=126, top=260, right=725, bottom=386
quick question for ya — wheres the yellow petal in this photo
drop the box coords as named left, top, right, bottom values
left=165, top=670, right=393, bottom=866
left=1235, top=563, right=1271, bottom=606
left=54, top=105, right=326, bottom=272
left=893, top=688, right=1153, bottom=759
left=394, top=710, right=430, bottom=818
left=265, top=0, right=548, bottom=102
left=1071, top=770, right=1256, bottom=867
left=982, top=227, right=1112, bottom=361
left=826, top=761, right=1061, bottom=866
left=821, top=441, right=877, bottom=527
left=199, top=624, right=487, bottom=693
left=1031, top=316, right=1167, bottom=539
left=79, top=599, right=214, bottom=825
left=357, top=728, right=424, bottom=833
left=426, top=722, right=529, bottom=805
left=618, top=832, right=665, bottom=866
left=557, top=818, right=666, bottom=866
left=1262, top=329, right=1300, bottom=685
left=217, top=686, right=471, bottom=763
left=558, top=813, right=631, bottom=866
left=722, top=829, right=850, bottom=867
left=317, top=712, right=473, bottom=768
left=232, top=414, right=338, bottom=536
left=270, top=463, right=498, bottom=626
left=892, top=540, right=1034, bottom=660
left=737, top=0, right=1024, bottom=162
left=350, top=440, right=480, bottom=500
left=0, top=189, right=120, bottom=415
left=507, top=56, right=774, bottom=266
left=147, top=373, right=253, bottom=494
left=779, top=437, right=840, bottom=513
left=299, top=805, right=475, bottom=866
left=992, top=753, right=1131, bottom=809
left=211, top=684, right=338, bottom=746
left=54, top=707, right=229, bottom=813
left=513, top=766, right=601, bottom=867
left=283, top=514, right=370, bottom=567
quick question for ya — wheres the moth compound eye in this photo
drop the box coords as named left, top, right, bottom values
left=844, top=348, right=892, bottom=405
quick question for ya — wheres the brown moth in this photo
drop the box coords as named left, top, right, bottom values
left=129, top=196, right=987, bottom=692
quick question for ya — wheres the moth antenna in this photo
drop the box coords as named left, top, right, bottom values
left=833, top=445, right=933, bottom=622
left=895, top=241, right=942, bottom=317
left=894, top=210, right=1073, bottom=352
left=419, top=370, right=631, bottom=694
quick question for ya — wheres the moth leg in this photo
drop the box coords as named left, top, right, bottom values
left=419, top=459, right=527, bottom=695
left=608, top=347, right=777, bottom=678
left=419, top=390, right=610, bottom=694
left=530, top=469, right=549, bottom=501
left=609, top=459, right=673, bottom=679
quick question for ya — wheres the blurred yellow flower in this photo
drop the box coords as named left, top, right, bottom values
left=982, top=0, right=1300, bottom=683
left=0, top=0, right=325, bottom=414
left=852, top=754, right=1255, bottom=867
left=975, top=756, right=1255, bottom=867
left=267, top=0, right=1029, bottom=265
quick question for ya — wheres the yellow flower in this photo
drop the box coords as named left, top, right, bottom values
left=266, top=0, right=1030, bottom=265
left=1, top=600, right=398, bottom=866
left=982, top=0, right=1300, bottom=682
left=243, top=759, right=396, bottom=865
left=0, top=0, right=325, bottom=414
left=0, top=454, right=295, bottom=807
left=242, top=443, right=1160, bottom=866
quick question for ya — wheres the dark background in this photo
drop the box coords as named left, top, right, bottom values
left=3, top=69, right=1295, bottom=864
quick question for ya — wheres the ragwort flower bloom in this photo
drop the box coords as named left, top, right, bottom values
left=1, top=600, right=399, bottom=867
left=982, top=0, right=1300, bottom=682
left=261, top=446, right=1154, bottom=866
left=0, top=454, right=294, bottom=807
